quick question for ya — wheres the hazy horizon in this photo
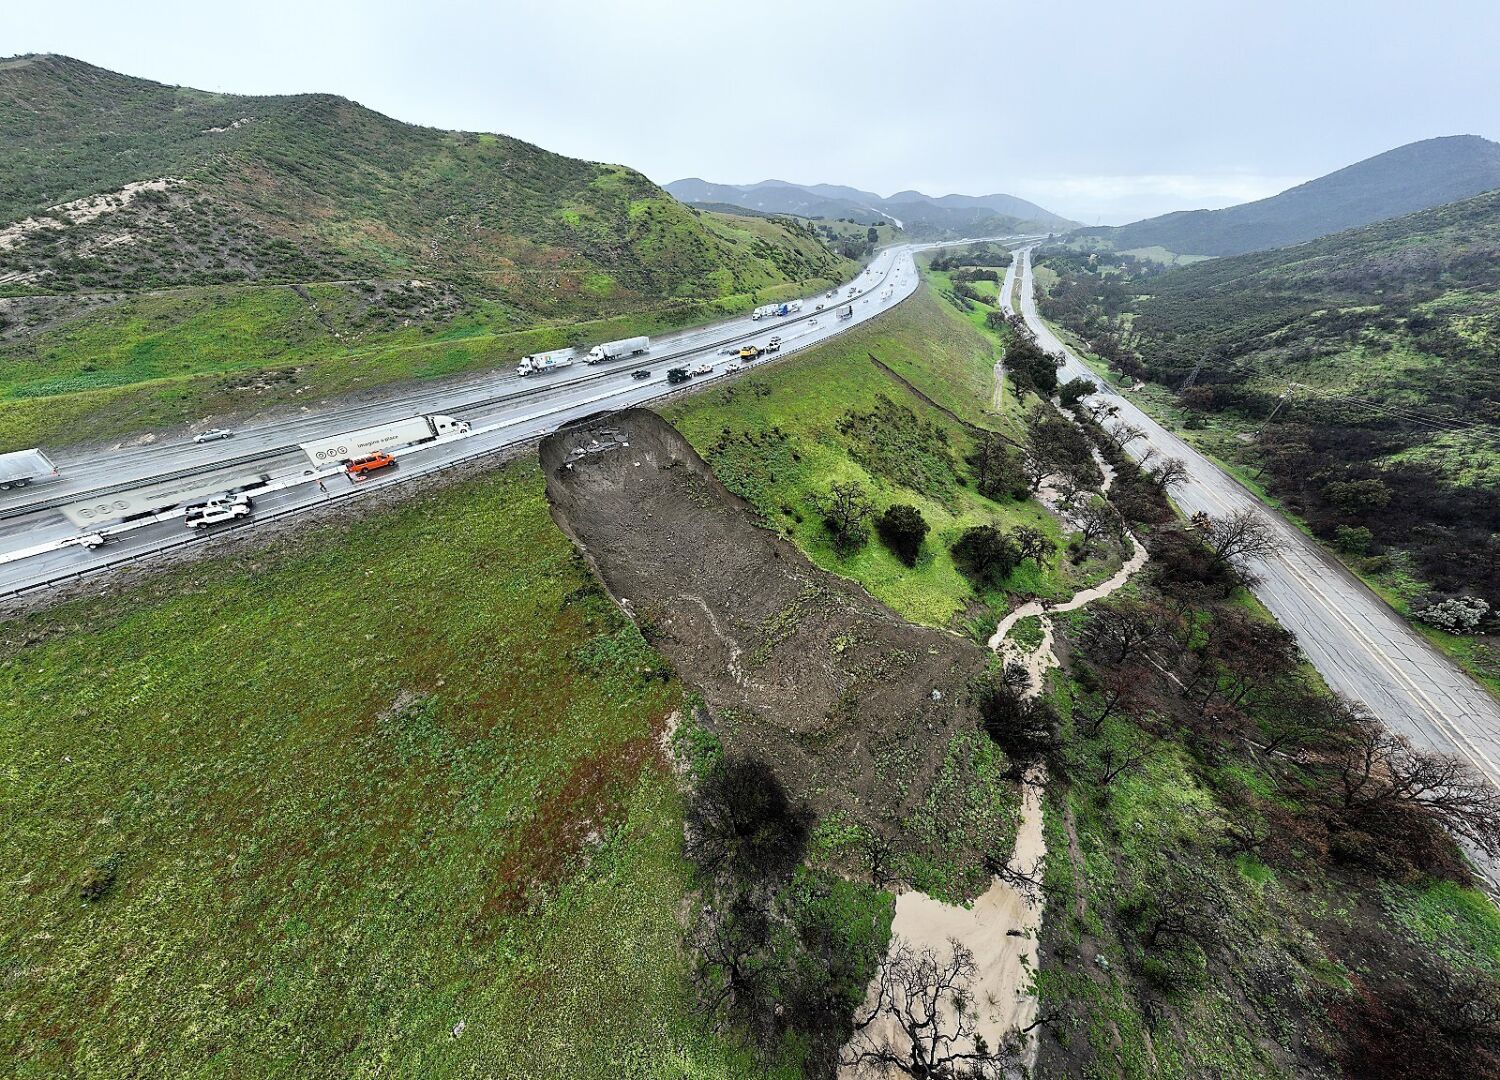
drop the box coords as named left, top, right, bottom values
left=9, top=0, right=1499, bottom=224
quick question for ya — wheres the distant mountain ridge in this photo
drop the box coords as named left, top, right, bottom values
left=1073, top=135, right=1500, bottom=257
left=664, top=177, right=1078, bottom=236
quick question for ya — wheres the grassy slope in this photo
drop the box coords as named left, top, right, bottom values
left=667, top=279, right=1079, bottom=630
left=0, top=464, right=781, bottom=1079
left=4, top=279, right=1047, bottom=1075
left=0, top=54, right=852, bottom=449
left=0, top=273, right=824, bottom=453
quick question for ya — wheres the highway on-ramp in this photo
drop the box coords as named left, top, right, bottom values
left=1014, top=245, right=1500, bottom=883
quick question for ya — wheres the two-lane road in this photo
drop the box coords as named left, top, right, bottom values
left=1015, top=246, right=1500, bottom=881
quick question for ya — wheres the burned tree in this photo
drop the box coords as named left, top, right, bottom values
left=1197, top=508, right=1283, bottom=581
left=843, top=938, right=1022, bottom=1079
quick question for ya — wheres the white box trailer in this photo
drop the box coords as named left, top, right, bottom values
left=751, top=305, right=777, bottom=321
left=586, top=336, right=650, bottom=365
left=517, top=348, right=578, bottom=377
left=299, top=414, right=469, bottom=466
left=62, top=468, right=271, bottom=527
left=0, top=448, right=60, bottom=491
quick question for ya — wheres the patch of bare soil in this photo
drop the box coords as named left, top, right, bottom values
left=541, top=408, right=997, bottom=874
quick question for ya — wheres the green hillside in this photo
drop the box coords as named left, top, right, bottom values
left=0, top=54, right=851, bottom=446
left=1038, top=188, right=1500, bottom=653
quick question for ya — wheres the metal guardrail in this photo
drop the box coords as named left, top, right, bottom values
left=0, top=260, right=926, bottom=602
left=0, top=273, right=898, bottom=522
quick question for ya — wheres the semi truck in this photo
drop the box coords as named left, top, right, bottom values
left=586, top=336, right=650, bottom=365
left=0, top=449, right=60, bottom=491
left=517, top=348, right=578, bottom=377
left=62, top=469, right=271, bottom=527
left=299, top=414, right=470, bottom=467
left=751, top=305, right=777, bottom=321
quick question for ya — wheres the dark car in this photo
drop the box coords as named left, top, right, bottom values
left=632, top=369, right=650, bottom=380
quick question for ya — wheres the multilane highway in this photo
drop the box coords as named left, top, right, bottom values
left=0, top=239, right=1037, bottom=596
left=1014, top=245, right=1500, bottom=883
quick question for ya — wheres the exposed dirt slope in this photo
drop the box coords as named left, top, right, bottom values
left=541, top=409, right=1005, bottom=881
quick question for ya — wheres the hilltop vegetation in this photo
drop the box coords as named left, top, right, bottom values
left=1038, top=188, right=1500, bottom=680
left=0, top=54, right=850, bottom=448
left=1071, top=135, right=1500, bottom=257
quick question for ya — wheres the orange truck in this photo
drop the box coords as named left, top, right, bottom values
left=347, top=452, right=396, bottom=479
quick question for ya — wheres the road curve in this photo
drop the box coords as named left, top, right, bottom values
left=0, top=238, right=1040, bottom=597
left=1015, top=246, right=1500, bottom=882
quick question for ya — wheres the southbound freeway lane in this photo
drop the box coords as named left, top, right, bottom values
left=1014, top=245, right=1500, bottom=882
left=0, top=239, right=1038, bottom=597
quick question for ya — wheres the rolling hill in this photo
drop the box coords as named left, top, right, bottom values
left=664, top=177, right=1076, bottom=237
left=0, top=54, right=851, bottom=446
left=1071, top=135, right=1500, bottom=257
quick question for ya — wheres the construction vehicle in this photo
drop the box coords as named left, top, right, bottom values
left=738, top=345, right=761, bottom=361
left=347, top=452, right=396, bottom=479
left=517, top=348, right=578, bottom=376
left=586, top=336, right=650, bottom=364
left=0, top=449, right=60, bottom=491
left=667, top=367, right=691, bottom=385
left=299, top=414, right=468, bottom=466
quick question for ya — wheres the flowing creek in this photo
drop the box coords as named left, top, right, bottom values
left=847, top=450, right=1149, bottom=1073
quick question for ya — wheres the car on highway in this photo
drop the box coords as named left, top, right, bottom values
left=77, top=532, right=108, bottom=550
left=691, top=363, right=715, bottom=376
left=631, top=369, right=650, bottom=380
left=183, top=492, right=252, bottom=530
left=347, top=452, right=396, bottom=479
left=193, top=428, right=235, bottom=444
left=815, top=302, right=825, bottom=311
left=766, top=337, right=782, bottom=352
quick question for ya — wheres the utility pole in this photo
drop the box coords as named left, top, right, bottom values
left=1177, top=353, right=1207, bottom=393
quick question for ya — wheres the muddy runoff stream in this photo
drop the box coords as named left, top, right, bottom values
left=850, top=450, right=1148, bottom=1074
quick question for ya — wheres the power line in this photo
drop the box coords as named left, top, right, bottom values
left=1283, top=381, right=1496, bottom=439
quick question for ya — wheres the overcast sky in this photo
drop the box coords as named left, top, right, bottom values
left=9, top=0, right=1499, bottom=223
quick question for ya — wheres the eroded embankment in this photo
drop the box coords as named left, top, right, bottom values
left=540, top=408, right=1008, bottom=884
